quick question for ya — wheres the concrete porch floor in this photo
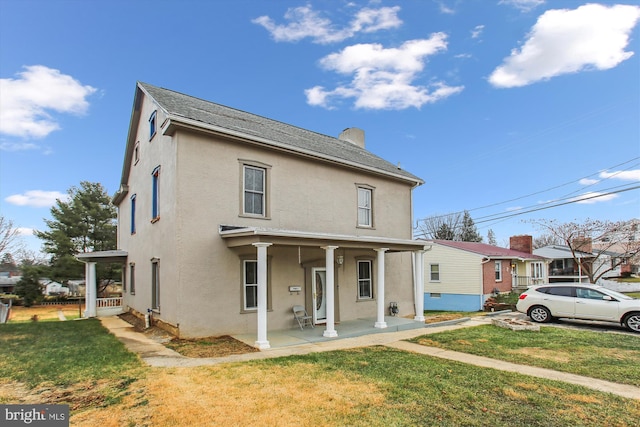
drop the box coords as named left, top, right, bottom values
left=232, top=316, right=429, bottom=349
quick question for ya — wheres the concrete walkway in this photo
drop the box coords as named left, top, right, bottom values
left=99, top=315, right=640, bottom=400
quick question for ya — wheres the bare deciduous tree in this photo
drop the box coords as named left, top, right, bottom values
left=0, top=215, right=22, bottom=257
left=530, top=218, right=640, bottom=283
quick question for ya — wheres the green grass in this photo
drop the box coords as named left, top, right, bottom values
left=409, top=325, right=640, bottom=386
left=0, top=319, right=143, bottom=387
left=625, top=292, right=640, bottom=298
left=259, top=347, right=640, bottom=426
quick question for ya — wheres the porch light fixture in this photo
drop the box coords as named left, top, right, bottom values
left=336, top=255, right=344, bottom=265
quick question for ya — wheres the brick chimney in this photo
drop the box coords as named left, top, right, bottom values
left=510, top=235, right=533, bottom=254
left=572, top=237, right=592, bottom=254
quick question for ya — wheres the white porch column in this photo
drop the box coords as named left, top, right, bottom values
left=414, top=250, right=425, bottom=322
left=374, top=248, right=389, bottom=328
left=84, top=262, right=97, bottom=318
left=253, top=243, right=272, bottom=349
left=322, top=245, right=339, bottom=338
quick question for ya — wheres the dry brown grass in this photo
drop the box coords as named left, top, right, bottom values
left=8, top=305, right=84, bottom=322
left=165, top=335, right=259, bottom=358
left=509, top=347, right=572, bottom=363
left=71, top=363, right=386, bottom=427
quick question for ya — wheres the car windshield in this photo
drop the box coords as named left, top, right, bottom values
left=603, top=289, right=634, bottom=300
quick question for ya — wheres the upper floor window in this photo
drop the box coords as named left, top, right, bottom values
left=134, top=141, right=140, bottom=164
left=149, top=111, right=157, bottom=140
left=430, top=264, right=440, bottom=281
left=495, top=261, right=502, bottom=282
left=243, top=165, right=265, bottom=216
left=152, top=166, right=160, bottom=221
left=130, top=194, right=137, bottom=234
left=357, top=260, right=373, bottom=300
left=357, top=186, right=373, bottom=227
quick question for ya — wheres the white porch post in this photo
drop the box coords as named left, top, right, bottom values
left=84, top=262, right=97, bottom=318
left=374, top=248, right=389, bottom=328
left=322, top=245, right=339, bottom=337
left=253, top=242, right=272, bottom=349
left=414, top=250, right=425, bottom=322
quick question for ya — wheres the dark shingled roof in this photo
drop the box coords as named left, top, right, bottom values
left=139, top=82, right=423, bottom=185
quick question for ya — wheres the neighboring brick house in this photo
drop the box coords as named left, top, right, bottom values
left=422, top=236, right=547, bottom=311
left=79, top=82, right=428, bottom=347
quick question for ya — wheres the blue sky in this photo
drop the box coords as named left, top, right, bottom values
left=1, top=0, right=639, bottom=256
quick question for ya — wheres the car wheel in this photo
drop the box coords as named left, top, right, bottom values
left=622, top=312, right=640, bottom=333
left=528, top=306, right=552, bottom=323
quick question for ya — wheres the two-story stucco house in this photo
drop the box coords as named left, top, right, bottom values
left=423, top=236, right=547, bottom=311
left=81, top=82, right=428, bottom=348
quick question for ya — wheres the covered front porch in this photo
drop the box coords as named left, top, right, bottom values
left=232, top=314, right=427, bottom=349
left=220, top=226, right=428, bottom=350
left=76, top=250, right=128, bottom=318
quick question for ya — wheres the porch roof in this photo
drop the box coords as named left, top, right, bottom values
left=76, top=250, right=128, bottom=263
left=219, top=225, right=427, bottom=252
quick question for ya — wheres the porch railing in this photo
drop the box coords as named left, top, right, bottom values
left=512, top=276, right=545, bottom=290
left=96, top=297, right=123, bottom=316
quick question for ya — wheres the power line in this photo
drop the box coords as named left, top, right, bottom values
left=418, top=156, right=640, bottom=222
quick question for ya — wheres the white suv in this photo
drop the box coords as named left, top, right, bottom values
left=516, top=284, right=640, bottom=333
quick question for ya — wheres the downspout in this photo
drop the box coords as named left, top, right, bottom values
left=481, top=257, right=491, bottom=311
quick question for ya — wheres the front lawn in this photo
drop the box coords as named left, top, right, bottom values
left=409, top=325, right=640, bottom=386
left=0, top=319, right=145, bottom=409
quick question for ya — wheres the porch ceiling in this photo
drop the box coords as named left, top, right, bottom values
left=219, top=226, right=427, bottom=252
left=76, top=250, right=128, bottom=263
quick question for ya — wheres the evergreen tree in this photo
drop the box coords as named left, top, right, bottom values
left=459, top=211, right=483, bottom=242
left=434, top=223, right=456, bottom=240
left=487, top=229, right=497, bottom=246
left=15, top=266, right=44, bottom=307
left=34, top=182, right=119, bottom=288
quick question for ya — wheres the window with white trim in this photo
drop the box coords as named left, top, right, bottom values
left=495, top=261, right=502, bottom=281
left=531, top=262, right=544, bottom=280
left=243, top=165, right=265, bottom=216
left=430, top=264, right=440, bottom=281
left=243, top=260, right=258, bottom=310
left=357, top=260, right=373, bottom=300
left=357, top=187, right=372, bottom=227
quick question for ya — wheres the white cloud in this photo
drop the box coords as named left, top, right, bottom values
left=571, top=192, right=619, bottom=204
left=17, top=227, right=34, bottom=236
left=5, top=190, right=68, bottom=208
left=0, top=141, right=39, bottom=151
left=498, top=0, right=545, bottom=12
left=489, top=4, right=640, bottom=88
left=471, top=25, right=485, bottom=39
left=435, top=1, right=455, bottom=15
left=0, top=65, right=97, bottom=138
left=599, top=169, right=640, bottom=181
left=579, top=178, right=599, bottom=185
left=306, top=36, right=464, bottom=110
left=506, top=206, right=523, bottom=212
left=252, top=5, right=401, bottom=44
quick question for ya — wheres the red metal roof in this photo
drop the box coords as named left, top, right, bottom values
left=432, top=240, right=546, bottom=260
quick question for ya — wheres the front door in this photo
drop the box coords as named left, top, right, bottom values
left=312, top=268, right=327, bottom=324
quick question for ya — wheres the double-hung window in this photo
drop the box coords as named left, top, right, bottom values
left=243, top=260, right=258, bottom=310
left=151, top=166, right=160, bottom=221
left=130, top=194, right=137, bottom=234
left=151, top=259, right=160, bottom=310
left=357, top=187, right=373, bottom=227
left=430, top=264, right=440, bottom=281
left=357, top=260, right=373, bottom=300
left=495, top=261, right=502, bottom=281
left=149, top=111, right=157, bottom=140
left=129, top=263, right=136, bottom=295
left=243, top=165, right=265, bottom=216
